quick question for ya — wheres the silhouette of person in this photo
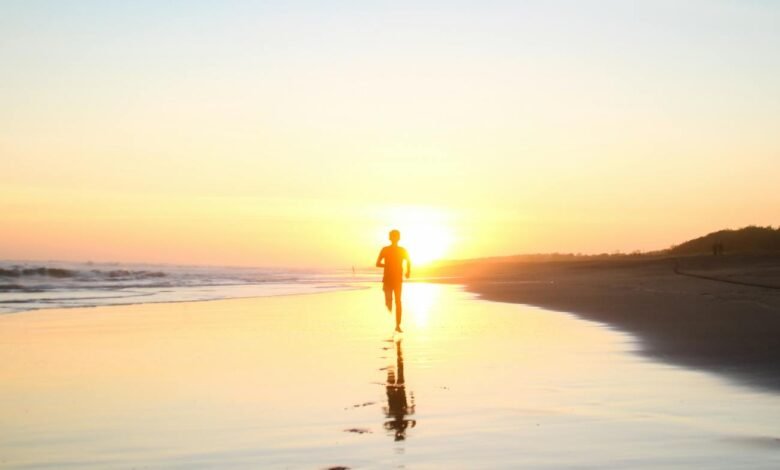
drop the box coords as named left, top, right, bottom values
left=376, top=229, right=411, bottom=333
left=383, top=339, right=415, bottom=441
left=713, top=242, right=725, bottom=256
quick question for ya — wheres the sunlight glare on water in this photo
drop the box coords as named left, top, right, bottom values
left=404, top=283, right=440, bottom=329
left=1, top=284, right=780, bottom=468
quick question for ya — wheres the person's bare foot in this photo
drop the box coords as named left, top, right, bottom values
left=395, top=326, right=403, bottom=333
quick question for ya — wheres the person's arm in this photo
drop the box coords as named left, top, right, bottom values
left=404, top=250, right=411, bottom=279
left=376, top=248, right=386, bottom=268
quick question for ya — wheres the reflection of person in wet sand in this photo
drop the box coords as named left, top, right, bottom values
left=383, top=339, right=415, bottom=441
left=376, top=229, right=411, bottom=333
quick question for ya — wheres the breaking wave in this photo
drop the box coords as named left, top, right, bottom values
left=0, top=261, right=371, bottom=314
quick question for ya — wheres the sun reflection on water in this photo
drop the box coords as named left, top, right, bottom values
left=404, top=283, right=440, bottom=329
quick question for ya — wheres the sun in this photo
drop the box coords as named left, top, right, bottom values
left=378, top=206, right=455, bottom=266
left=403, top=222, right=453, bottom=265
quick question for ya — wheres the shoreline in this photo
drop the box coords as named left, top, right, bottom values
left=8, top=257, right=780, bottom=395
left=432, top=255, right=780, bottom=393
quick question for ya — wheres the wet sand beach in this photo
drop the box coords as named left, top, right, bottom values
left=432, top=255, right=780, bottom=393
left=2, top=284, right=780, bottom=468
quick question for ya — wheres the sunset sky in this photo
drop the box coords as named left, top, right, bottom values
left=2, top=1, right=779, bottom=268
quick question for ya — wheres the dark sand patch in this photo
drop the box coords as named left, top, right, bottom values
left=343, top=428, right=372, bottom=434
left=344, top=402, right=375, bottom=410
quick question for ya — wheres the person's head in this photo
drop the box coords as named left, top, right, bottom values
left=389, top=229, right=401, bottom=244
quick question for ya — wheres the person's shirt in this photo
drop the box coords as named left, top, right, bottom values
left=379, top=245, right=408, bottom=283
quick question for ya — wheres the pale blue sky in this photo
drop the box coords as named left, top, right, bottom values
left=1, top=1, right=779, bottom=264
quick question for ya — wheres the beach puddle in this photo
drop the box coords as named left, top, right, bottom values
left=1, top=284, right=779, bottom=468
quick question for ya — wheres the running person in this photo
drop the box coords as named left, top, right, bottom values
left=376, top=230, right=411, bottom=332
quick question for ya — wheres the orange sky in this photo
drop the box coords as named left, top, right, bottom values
left=2, top=1, right=779, bottom=268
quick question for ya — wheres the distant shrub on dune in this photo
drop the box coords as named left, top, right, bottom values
left=423, top=227, right=780, bottom=275
left=668, top=226, right=780, bottom=255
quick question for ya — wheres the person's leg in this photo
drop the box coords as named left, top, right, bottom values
left=394, top=283, right=403, bottom=330
left=384, top=284, right=393, bottom=311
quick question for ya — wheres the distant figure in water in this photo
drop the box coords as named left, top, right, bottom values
left=376, top=229, right=411, bottom=333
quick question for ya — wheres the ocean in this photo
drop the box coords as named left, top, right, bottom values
left=0, top=260, right=372, bottom=314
